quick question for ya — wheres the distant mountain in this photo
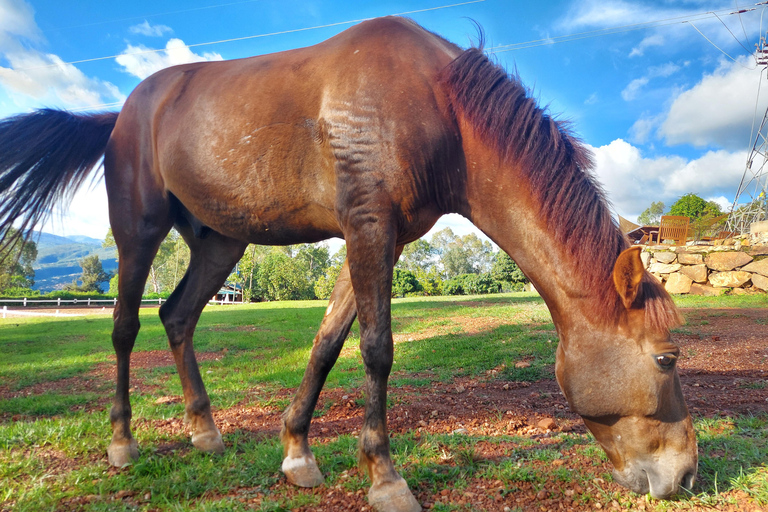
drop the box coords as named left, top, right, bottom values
left=29, top=231, right=117, bottom=292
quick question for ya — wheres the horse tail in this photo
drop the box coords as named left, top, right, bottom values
left=0, top=109, right=118, bottom=247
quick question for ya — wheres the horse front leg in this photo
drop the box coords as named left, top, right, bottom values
left=281, top=246, right=404, bottom=487
left=281, top=259, right=357, bottom=487
left=346, top=228, right=421, bottom=512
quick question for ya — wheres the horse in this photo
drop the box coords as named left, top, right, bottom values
left=0, top=16, right=697, bottom=512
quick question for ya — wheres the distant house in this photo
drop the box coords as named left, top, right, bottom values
left=212, top=283, right=243, bottom=303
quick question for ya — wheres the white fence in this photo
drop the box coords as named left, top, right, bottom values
left=0, top=297, right=244, bottom=318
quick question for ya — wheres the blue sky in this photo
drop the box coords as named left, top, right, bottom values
left=0, top=0, right=765, bottom=243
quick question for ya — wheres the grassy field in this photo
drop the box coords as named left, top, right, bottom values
left=0, top=293, right=766, bottom=511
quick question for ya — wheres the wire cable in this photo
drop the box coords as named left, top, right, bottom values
left=712, top=11, right=755, bottom=58
left=14, top=0, right=485, bottom=72
left=685, top=20, right=757, bottom=69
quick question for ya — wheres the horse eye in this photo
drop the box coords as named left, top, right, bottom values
left=656, top=354, right=676, bottom=369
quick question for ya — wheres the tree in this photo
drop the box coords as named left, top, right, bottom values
left=668, top=194, right=724, bottom=240
left=314, top=245, right=346, bottom=300
left=65, top=255, right=112, bottom=293
left=0, top=229, right=37, bottom=293
left=491, top=252, right=526, bottom=286
left=294, top=244, right=330, bottom=283
left=391, top=269, right=422, bottom=297
left=667, top=193, right=721, bottom=220
left=430, top=228, right=494, bottom=279
left=637, top=201, right=665, bottom=225
left=104, top=228, right=191, bottom=295
left=256, top=251, right=313, bottom=301
left=397, top=239, right=435, bottom=272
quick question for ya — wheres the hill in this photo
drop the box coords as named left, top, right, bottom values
left=30, top=232, right=117, bottom=292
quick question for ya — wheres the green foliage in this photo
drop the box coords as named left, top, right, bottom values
left=0, top=228, right=37, bottom=292
left=668, top=193, right=721, bottom=220
left=314, top=245, right=346, bottom=300
left=256, top=252, right=314, bottom=301
left=392, top=269, right=422, bottom=298
left=398, top=239, right=436, bottom=272
left=637, top=201, right=665, bottom=225
left=491, top=252, right=526, bottom=284
left=430, top=228, right=494, bottom=279
left=412, top=267, right=444, bottom=296
left=0, top=287, right=40, bottom=298
left=63, top=255, right=112, bottom=293
left=443, top=273, right=501, bottom=295
left=147, top=230, right=191, bottom=295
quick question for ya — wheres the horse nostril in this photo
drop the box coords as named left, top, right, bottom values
left=681, top=471, right=696, bottom=491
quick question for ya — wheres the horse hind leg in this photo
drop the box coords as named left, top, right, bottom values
left=108, top=219, right=173, bottom=467
left=158, top=227, right=246, bottom=454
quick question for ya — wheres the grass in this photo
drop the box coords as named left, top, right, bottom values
left=0, top=293, right=766, bottom=511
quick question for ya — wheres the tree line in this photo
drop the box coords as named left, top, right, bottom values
left=106, top=227, right=529, bottom=301
left=0, top=226, right=529, bottom=300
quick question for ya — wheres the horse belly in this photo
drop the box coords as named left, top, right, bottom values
left=165, top=123, right=341, bottom=245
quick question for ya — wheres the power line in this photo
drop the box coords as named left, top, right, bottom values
left=15, top=0, right=485, bottom=72
left=487, top=3, right=765, bottom=54
left=685, top=21, right=756, bottom=68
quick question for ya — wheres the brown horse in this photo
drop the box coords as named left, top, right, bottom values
left=0, top=17, right=696, bottom=512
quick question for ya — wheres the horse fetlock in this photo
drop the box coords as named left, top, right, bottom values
left=107, top=437, right=139, bottom=467
left=281, top=453, right=324, bottom=487
left=368, top=477, right=421, bottom=512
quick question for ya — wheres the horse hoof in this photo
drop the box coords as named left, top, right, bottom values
left=107, top=439, right=139, bottom=467
left=368, top=477, right=421, bottom=512
left=191, top=429, right=225, bottom=454
left=281, top=454, right=324, bottom=487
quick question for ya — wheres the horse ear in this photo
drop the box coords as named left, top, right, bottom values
left=613, top=246, right=644, bottom=309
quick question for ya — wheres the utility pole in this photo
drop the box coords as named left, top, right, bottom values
left=726, top=32, right=768, bottom=234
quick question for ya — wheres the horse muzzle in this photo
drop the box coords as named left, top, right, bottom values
left=612, top=459, right=697, bottom=499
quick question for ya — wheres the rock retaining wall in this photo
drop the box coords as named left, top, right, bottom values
left=642, top=241, right=768, bottom=295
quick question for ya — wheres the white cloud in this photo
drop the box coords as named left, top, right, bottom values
left=0, top=0, right=125, bottom=112
left=116, top=38, right=223, bottom=79
left=589, top=139, right=745, bottom=219
left=621, top=62, right=681, bottom=101
left=584, top=92, right=599, bottom=105
left=558, top=0, right=760, bottom=57
left=621, top=77, right=649, bottom=101
left=0, top=0, right=40, bottom=46
left=41, top=181, right=111, bottom=240
left=129, top=20, right=172, bottom=37
left=629, top=34, right=664, bottom=57
left=659, top=57, right=766, bottom=150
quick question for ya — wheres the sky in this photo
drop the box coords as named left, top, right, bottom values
left=1, top=0, right=766, bottom=247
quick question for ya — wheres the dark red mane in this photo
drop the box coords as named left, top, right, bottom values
left=439, top=48, right=681, bottom=331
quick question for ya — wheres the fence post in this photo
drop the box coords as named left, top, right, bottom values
left=88, top=298, right=91, bottom=306
left=2, top=306, right=6, bottom=319
left=23, top=297, right=27, bottom=307
left=58, top=297, right=61, bottom=306
left=114, top=298, right=117, bottom=305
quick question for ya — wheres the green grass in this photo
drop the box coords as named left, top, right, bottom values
left=0, top=293, right=766, bottom=511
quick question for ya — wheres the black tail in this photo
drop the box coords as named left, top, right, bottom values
left=0, top=109, right=118, bottom=248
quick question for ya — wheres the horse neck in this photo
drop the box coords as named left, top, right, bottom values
left=456, top=126, right=616, bottom=332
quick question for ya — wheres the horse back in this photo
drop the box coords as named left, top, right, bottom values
left=107, top=17, right=464, bottom=246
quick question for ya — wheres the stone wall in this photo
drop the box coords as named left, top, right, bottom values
left=642, top=237, right=768, bottom=295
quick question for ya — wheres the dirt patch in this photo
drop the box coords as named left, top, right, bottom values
left=0, top=350, right=225, bottom=403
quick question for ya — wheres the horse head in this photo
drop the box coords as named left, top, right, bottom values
left=554, top=246, right=697, bottom=498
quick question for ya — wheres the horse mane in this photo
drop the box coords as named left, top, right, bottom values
left=439, top=48, right=681, bottom=331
